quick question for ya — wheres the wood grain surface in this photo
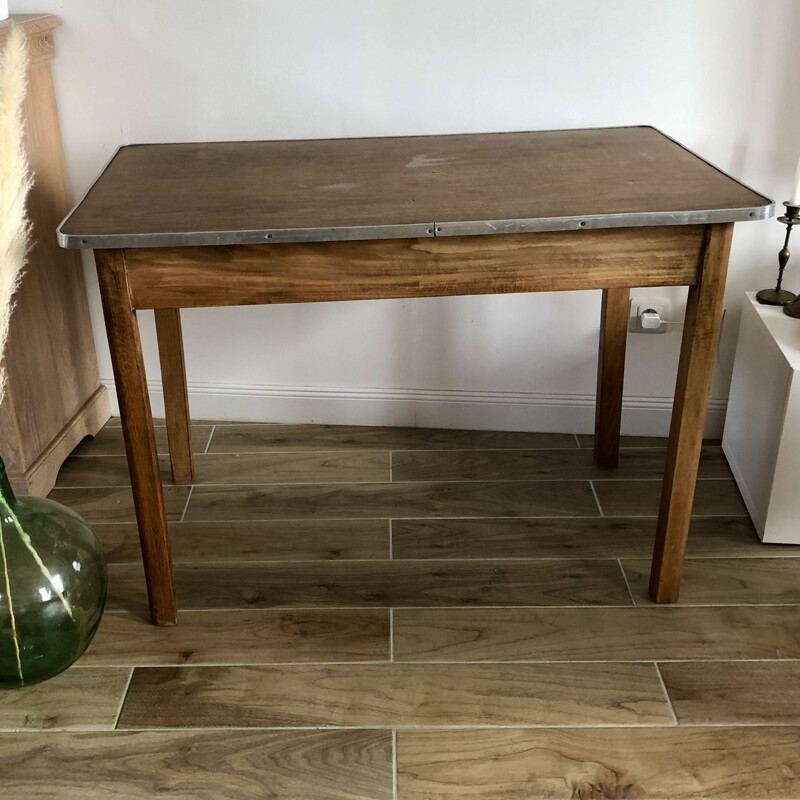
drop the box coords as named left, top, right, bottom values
left=659, top=661, right=800, bottom=724
left=0, top=729, right=393, bottom=800
left=94, top=249, right=176, bottom=624
left=594, top=287, right=630, bottom=468
left=94, top=519, right=390, bottom=564
left=183, top=479, right=600, bottom=521
left=593, top=478, right=748, bottom=516
left=0, top=13, right=108, bottom=496
left=390, top=515, right=765, bottom=560
left=393, top=606, right=800, bottom=662
left=47, top=485, right=190, bottom=522
left=73, top=423, right=212, bottom=455
left=82, top=609, right=390, bottom=666
left=390, top=446, right=730, bottom=482
left=0, top=668, right=131, bottom=730
left=208, top=423, right=577, bottom=452
left=623, top=557, right=800, bottom=605
left=124, top=227, right=705, bottom=309
left=13, top=418, right=790, bottom=799
left=154, top=309, right=194, bottom=484
left=650, top=223, right=736, bottom=602
left=56, top=451, right=392, bottom=487
left=116, top=663, right=672, bottom=728
left=397, top=727, right=800, bottom=799
left=104, top=559, right=632, bottom=612
left=61, top=127, right=768, bottom=240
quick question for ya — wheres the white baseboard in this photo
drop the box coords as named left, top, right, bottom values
left=102, top=379, right=727, bottom=436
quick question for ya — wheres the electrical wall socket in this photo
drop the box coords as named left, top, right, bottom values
left=629, top=295, right=671, bottom=333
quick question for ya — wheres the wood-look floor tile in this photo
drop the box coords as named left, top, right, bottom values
left=660, top=661, right=800, bottom=724
left=105, top=559, right=631, bottom=612
left=396, top=727, right=800, bottom=799
left=47, top=486, right=190, bottom=522
left=117, top=662, right=672, bottom=728
left=0, top=668, right=131, bottom=730
left=209, top=423, right=577, bottom=452
left=95, top=519, right=390, bottom=564
left=56, top=451, right=390, bottom=488
left=393, top=606, right=800, bottom=662
left=593, top=478, right=748, bottom=516
left=391, top=515, right=770, bottom=560
left=391, top=446, right=730, bottom=482
left=184, top=480, right=599, bottom=521
left=0, top=729, right=393, bottom=800
left=82, top=609, right=389, bottom=666
left=576, top=434, right=721, bottom=448
left=73, top=424, right=212, bottom=456
left=623, top=558, right=800, bottom=605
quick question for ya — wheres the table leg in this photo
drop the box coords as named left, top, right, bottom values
left=594, top=287, right=630, bottom=467
left=155, top=309, right=194, bottom=484
left=649, top=223, right=734, bottom=602
left=94, top=250, right=178, bottom=626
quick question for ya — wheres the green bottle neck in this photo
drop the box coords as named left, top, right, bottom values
left=0, top=458, right=18, bottom=509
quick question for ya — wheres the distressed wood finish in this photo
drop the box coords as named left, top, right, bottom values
left=594, top=287, right=630, bottom=467
left=59, top=127, right=769, bottom=242
left=650, top=223, right=735, bottom=602
left=94, top=250, right=176, bottom=625
left=0, top=16, right=108, bottom=495
left=154, top=309, right=194, bottom=484
left=123, top=227, right=705, bottom=309
left=68, top=127, right=757, bottom=623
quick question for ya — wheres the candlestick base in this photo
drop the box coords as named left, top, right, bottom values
left=783, top=296, right=800, bottom=318
left=757, top=287, right=797, bottom=306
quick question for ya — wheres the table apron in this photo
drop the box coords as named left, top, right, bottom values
left=121, top=226, right=706, bottom=310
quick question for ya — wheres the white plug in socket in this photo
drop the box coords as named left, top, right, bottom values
left=629, top=295, right=671, bottom=333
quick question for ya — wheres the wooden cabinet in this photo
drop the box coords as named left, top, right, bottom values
left=0, top=15, right=108, bottom=495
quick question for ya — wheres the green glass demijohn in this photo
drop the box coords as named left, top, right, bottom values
left=0, top=457, right=107, bottom=688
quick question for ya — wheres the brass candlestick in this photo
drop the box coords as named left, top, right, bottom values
left=757, top=201, right=800, bottom=306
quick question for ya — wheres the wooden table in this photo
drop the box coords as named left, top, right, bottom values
left=59, top=126, right=772, bottom=626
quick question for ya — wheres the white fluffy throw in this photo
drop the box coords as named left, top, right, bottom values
left=0, top=25, right=32, bottom=406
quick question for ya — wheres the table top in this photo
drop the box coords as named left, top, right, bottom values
left=59, top=126, right=773, bottom=249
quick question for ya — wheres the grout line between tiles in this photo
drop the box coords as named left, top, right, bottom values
left=389, top=608, right=394, bottom=663
left=101, top=604, right=644, bottom=616
left=589, top=481, right=603, bottom=516
left=392, top=728, right=398, bottom=800
left=204, top=425, right=216, bottom=455
left=96, top=723, right=692, bottom=732
left=388, top=519, right=393, bottom=559
left=179, top=486, right=194, bottom=523
left=23, top=722, right=800, bottom=734
left=618, top=559, right=637, bottom=606
left=654, top=662, right=679, bottom=725
left=573, top=433, right=582, bottom=448
left=76, top=656, right=800, bottom=668
left=55, top=476, right=741, bottom=489
left=112, top=667, right=135, bottom=730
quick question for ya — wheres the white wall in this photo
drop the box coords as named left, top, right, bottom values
left=12, top=0, right=800, bottom=433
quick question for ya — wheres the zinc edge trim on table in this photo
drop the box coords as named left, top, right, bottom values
left=57, top=126, right=774, bottom=249
left=57, top=207, right=771, bottom=250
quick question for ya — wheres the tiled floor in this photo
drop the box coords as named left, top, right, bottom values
left=2, top=419, right=800, bottom=799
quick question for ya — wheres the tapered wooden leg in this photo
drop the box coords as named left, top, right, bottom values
left=95, top=250, right=177, bottom=626
left=154, top=309, right=194, bottom=485
left=650, top=223, right=734, bottom=602
left=594, top=287, right=630, bottom=467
